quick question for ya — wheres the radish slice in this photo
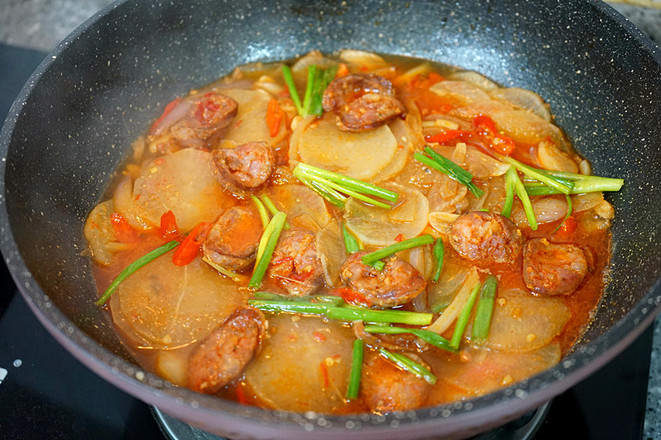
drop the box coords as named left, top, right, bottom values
left=316, top=220, right=346, bottom=288
left=110, top=255, right=245, bottom=350
left=244, top=315, right=353, bottom=413
left=265, top=184, right=331, bottom=231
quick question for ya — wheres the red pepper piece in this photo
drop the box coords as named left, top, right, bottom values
left=425, top=129, right=470, bottom=144
left=266, top=98, right=284, bottom=137
left=109, top=212, right=138, bottom=243
left=394, top=233, right=404, bottom=242
left=473, top=115, right=516, bottom=155
left=332, top=287, right=372, bottom=308
left=172, top=222, right=212, bottom=266
left=160, top=210, right=179, bottom=240
left=556, top=215, right=578, bottom=236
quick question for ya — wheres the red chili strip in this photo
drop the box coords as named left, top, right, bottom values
left=172, top=221, right=212, bottom=266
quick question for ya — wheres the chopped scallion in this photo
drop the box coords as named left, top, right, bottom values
left=501, top=155, right=574, bottom=194
left=471, top=275, right=498, bottom=344
left=342, top=222, right=362, bottom=253
left=450, top=281, right=481, bottom=349
left=346, top=339, right=364, bottom=399
left=414, top=147, right=484, bottom=198
left=259, top=194, right=290, bottom=229
left=378, top=348, right=437, bottom=384
left=363, top=324, right=456, bottom=353
left=431, top=238, right=444, bottom=283
left=251, top=195, right=270, bottom=229
left=361, top=234, right=435, bottom=269
left=512, top=168, right=538, bottom=231
left=501, top=167, right=517, bottom=218
left=249, top=211, right=287, bottom=288
left=281, top=65, right=303, bottom=116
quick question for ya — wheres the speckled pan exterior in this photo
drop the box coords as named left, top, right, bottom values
left=1, top=0, right=660, bottom=439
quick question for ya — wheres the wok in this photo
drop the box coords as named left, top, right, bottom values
left=1, top=0, right=660, bottom=438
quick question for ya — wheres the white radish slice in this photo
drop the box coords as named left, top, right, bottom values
left=244, top=315, right=353, bottom=413
left=129, top=149, right=233, bottom=232
left=491, top=110, right=564, bottom=146
left=113, top=176, right=154, bottom=231
left=464, top=146, right=510, bottom=179
left=489, top=87, right=552, bottom=122
left=220, top=88, right=284, bottom=145
left=297, top=116, right=398, bottom=180
left=572, top=192, right=604, bottom=213
left=154, top=346, right=194, bottom=386
left=430, top=80, right=492, bottom=106
left=426, top=343, right=561, bottom=397
left=481, top=289, right=569, bottom=353
left=110, top=255, right=245, bottom=350
left=265, top=184, right=331, bottom=231
left=316, top=220, right=346, bottom=288
left=339, top=49, right=388, bottom=70
left=426, top=256, right=472, bottom=312
left=291, top=50, right=335, bottom=87
left=447, top=71, right=499, bottom=91
left=448, top=100, right=514, bottom=120
left=344, top=183, right=429, bottom=246
left=84, top=200, right=128, bottom=266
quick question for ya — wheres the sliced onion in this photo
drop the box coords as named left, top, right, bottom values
left=536, top=139, right=579, bottom=173
left=449, top=100, right=513, bottom=120
left=316, top=220, right=346, bottom=288
left=150, top=99, right=193, bottom=136
left=426, top=267, right=480, bottom=334
left=428, top=211, right=459, bottom=236
left=572, top=192, right=604, bottom=213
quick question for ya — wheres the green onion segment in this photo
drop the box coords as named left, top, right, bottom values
left=450, top=281, right=482, bottom=349
left=378, top=348, right=437, bottom=384
left=251, top=195, right=270, bottom=229
left=293, top=162, right=399, bottom=209
left=249, top=211, right=287, bottom=288
left=282, top=64, right=338, bottom=117
left=471, top=275, right=498, bottom=344
left=95, top=239, right=180, bottom=306
left=361, top=234, right=435, bottom=269
left=363, top=324, right=456, bottom=353
left=247, top=298, right=433, bottom=326
left=431, top=238, right=445, bottom=283
left=414, top=146, right=484, bottom=198
left=342, top=222, right=362, bottom=253
left=346, top=339, right=364, bottom=400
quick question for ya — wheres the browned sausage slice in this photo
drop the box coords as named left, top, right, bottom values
left=450, top=211, right=523, bottom=266
left=523, top=238, right=588, bottom=296
left=361, top=350, right=432, bottom=413
left=171, top=92, right=238, bottom=147
left=322, top=73, right=404, bottom=132
left=267, top=229, right=324, bottom=296
left=212, top=142, right=276, bottom=197
left=188, top=307, right=265, bottom=394
left=340, top=251, right=426, bottom=308
left=203, top=204, right=263, bottom=271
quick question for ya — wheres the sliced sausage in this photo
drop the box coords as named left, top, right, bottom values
left=322, top=73, right=405, bottom=132
left=170, top=92, right=238, bottom=147
left=212, top=142, right=276, bottom=197
left=187, top=307, right=265, bottom=394
left=267, top=229, right=324, bottom=296
left=203, top=204, right=263, bottom=271
left=361, top=350, right=432, bottom=413
left=523, top=238, right=588, bottom=296
left=340, top=251, right=426, bottom=308
left=450, top=211, right=523, bottom=266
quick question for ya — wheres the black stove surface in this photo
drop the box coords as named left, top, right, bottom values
left=0, top=43, right=652, bottom=440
